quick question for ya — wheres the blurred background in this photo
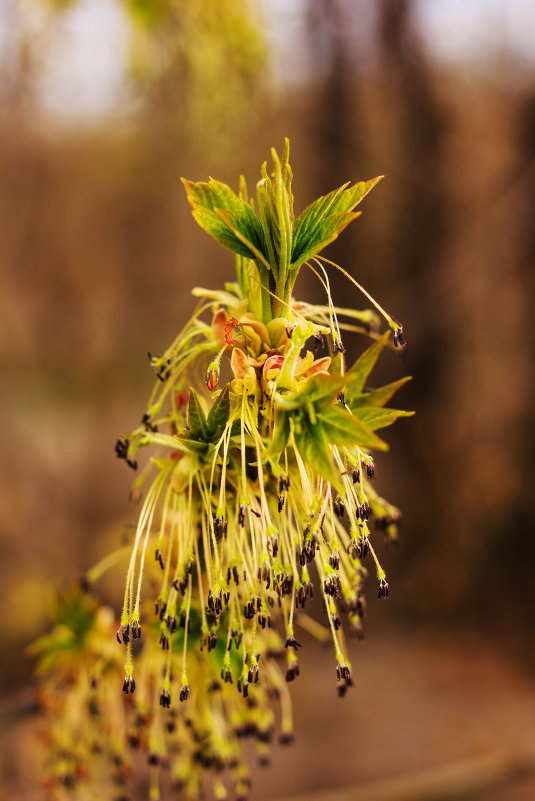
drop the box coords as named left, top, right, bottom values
left=2, top=0, right=535, bottom=798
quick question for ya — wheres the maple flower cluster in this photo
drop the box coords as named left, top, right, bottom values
left=35, top=141, right=411, bottom=801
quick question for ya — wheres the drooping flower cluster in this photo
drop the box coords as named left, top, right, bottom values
left=35, top=141, right=412, bottom=801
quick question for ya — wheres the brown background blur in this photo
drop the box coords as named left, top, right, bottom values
left=2, top=0, right=535, bottom=799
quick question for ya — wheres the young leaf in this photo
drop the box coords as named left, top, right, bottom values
left=349, top=376, right=412, bottom=409
left=207, top=385, right=231, bottom=439
left=187, top=388, right=208, bottom=440
left=269, top=412, right=291, bottom=456
left=293, top=419, right=341, bottom=491
left=353, top=407, right=414, bottom=432
left=256, top=144, right=294, bottom=280
left=182, top=178, right=267, bottom=265
left=277, top=372, right=354, bottom=412
left=291, top=176, right=383, bottom=267
left=345, top=332, right=390, bottom=393
left=319, top=406, right=388, bottom=451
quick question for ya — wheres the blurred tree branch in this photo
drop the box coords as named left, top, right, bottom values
left=278, top=748, right=535, bottom=801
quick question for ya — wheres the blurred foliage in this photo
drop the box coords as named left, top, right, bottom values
left=34, top=0, right=268, bottom=150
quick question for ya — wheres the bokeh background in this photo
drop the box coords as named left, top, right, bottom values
left=2, top=0, right=535, bottom=799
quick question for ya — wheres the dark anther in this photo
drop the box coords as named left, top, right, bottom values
left=238, top=504, right=246, bottom=527
left=115, top=438, right=128, bottom=460
left=329, top=551, right=340, bottom=570
left=131, top=621, right=141, bottom=640
left=352, top=469, right=360, bottom=484
left=212, top=514, right=227, bottom=540
left=337, top=392, right=345, bottom=405
left=207, top=631, right=217, bottom=652
left=268, top=534, right=279, bottom=558
left=336, top=663, right=351, bottom=681
left=364, top=459, right=375, bottom=479
left=324, top=573, right=342, bottom=599
left=179, top=684, right=190, bottom=702
left=279, top=732, right=294, bottom=745
left=155, top=549, right=164, bottom=570
left=285, top=634, right=302, bottom=651
left=355, top=534, right=370, bottom=559
left=117, top=624, right=130, bottom=645
left=378, top=578, right=390, bottom=599
left=313, top=331, right=325, bottom=352
left=334, top=497, right=345, bottom=518
left=286, top=663, right=300, bottom=682
left=147, top=753, right=160, bottom=766
left=141, top=412, right=158, bottom=433
left=159, top=689, right=171, bottom=708
left=278, top=495, right=285, bottom=513
left=159, top=632, right=169, bottom=650
left=221, top=667, right=233, bottom=684
left=285, top=323, right=297, bottom=338
left=393, top=325, right=406, bottom=349
left=333, top=338, right=346, bottom=354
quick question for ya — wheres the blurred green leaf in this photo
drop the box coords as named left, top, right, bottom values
left=350, top=376, right=412, bottom=408
left=354, top=406, right=414, bottom=431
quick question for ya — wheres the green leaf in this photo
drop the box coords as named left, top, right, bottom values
left=353, top=407, right=414, bottom=431
left=349, top=376, right=412, bottom=409
left=182, top=178, right=267, bottom=265
left=291, top=176, right=382, bottom=267
left=256, top=141, right=294, bottom=280
left=319, top=406, right=388, bottom=451
left=177, top=436, right=210, bottom=455
left=328, top=351, right=344, bottom=376
left=345, top=332, right=390, bottom=393
left=278, top=372, right=353, bottom=412
left=294, top=419, right=341, bottom=490
left=269, top=412, right=291, bottom=456
left=207, top=385, right=231, bottom=439
left=187, top=388, right=208, bottom=440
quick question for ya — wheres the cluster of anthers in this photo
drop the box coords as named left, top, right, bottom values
left=36, top=141, right=412, bottom=801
